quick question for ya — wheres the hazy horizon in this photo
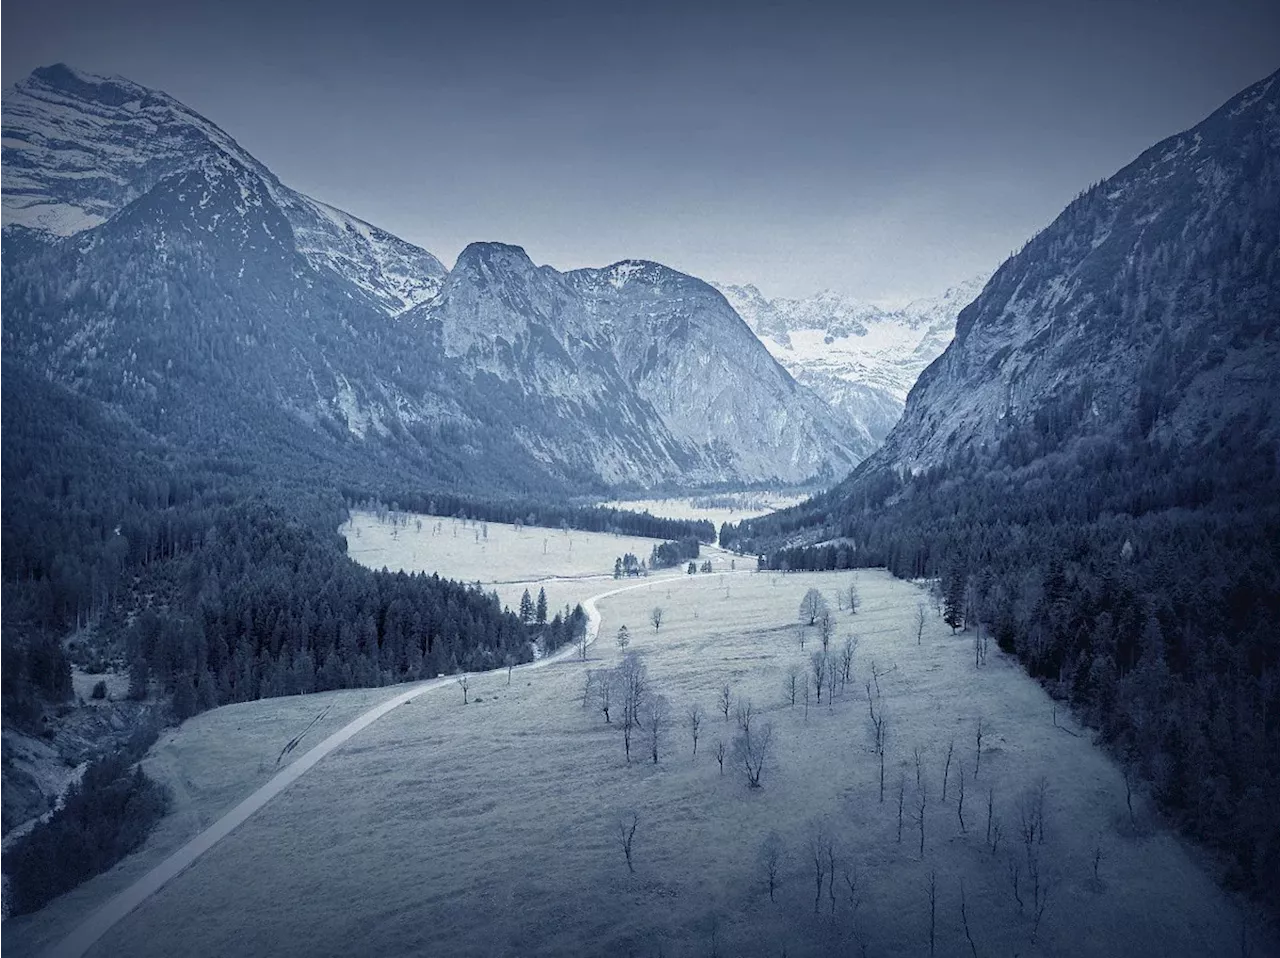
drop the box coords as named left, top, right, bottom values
left=4, top=0, right=1278, bottom=301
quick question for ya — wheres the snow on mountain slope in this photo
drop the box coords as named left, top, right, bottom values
left=1, top=64, right=446, bottom=313
left=714, top=274, right=990, bottom=443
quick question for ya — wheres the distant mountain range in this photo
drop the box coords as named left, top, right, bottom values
left=714, top=277, right=990, bottom=446
left=1, top=64, right=866, bottom=494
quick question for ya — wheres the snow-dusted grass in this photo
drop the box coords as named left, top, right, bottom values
left=340, top=510, right=744, bottom=612
left=49, top=570, right=1268, bottom=958
left=602, top=493, right=808, bottom=529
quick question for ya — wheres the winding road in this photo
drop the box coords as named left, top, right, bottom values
left=45, top=564, right=745, bottom=958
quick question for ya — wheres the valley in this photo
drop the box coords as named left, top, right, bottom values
left=5, top=514, right=1269, bottom=957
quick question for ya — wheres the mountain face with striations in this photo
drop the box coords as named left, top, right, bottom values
left=865, top=68, right=1280, bottom=477
left=1, top=65, right=862, bottom=491
left=713, top=276, right=989, bottom=447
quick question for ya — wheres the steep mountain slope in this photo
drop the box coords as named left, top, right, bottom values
left=723, top=68, right=1280, bottom=911
left=714, top=275, right=989, bottom=444
left=2, top=65, right=861, bottom=491
left=408, top=245, right=868, bottom=486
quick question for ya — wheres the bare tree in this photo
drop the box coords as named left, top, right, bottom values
left=897, top=773, right=906, bottom=843
left=825, top=660, right=838, bottom=707
left=838, top=637, right=857, bottom=690
left=719, top=683, right=732, bottom=720
left=847, top=576, right=861, bottom=615
left=927, top=869, right=937, bottom=957
left=810, top=651, right=828, bottom=704
left=803, top=676, right=811, bottom=721
left=715, top=739, right=726, bottom=774
left=916, top=781, right=928, bottom=858
left=844, top=864, right=864, bottom=943
left=799, top=588, right=828, bottom=627
left=826, top=836, right=839, bottom=916
left=916, top=603, right=928, bottom=645
left=650, top=607, right=664, bottom=632
left=818, top=609, right=834, bottom=652
left=646, top=695, right=671, bottom=764
left=1007, top=858, right=1024, bottom=912
left=974, top=717, right=985, bottom=777
left=807, top=820, right=829, bottom=915
left=687, top=702, right=704, bottom=756
left=1123, top=765, right=1137, bottom=832
left=942, top=738, right=955, bottom=801
left=986, top=787, right=995, bottom=846
left=457, top=674, right=470, bottom=704
left=959, top=880, right=979, bottom=958
left=873, top=712, right=887, bottom=802
left=619, top=654, right=649, bottom=763
left=618, top=812, right=639, bottom=873
left=786, top=664, right=801, bottom=707
left=760, top=832, right=784, bottom=902
left=736, top=698, right=755, bottom=735
left=957, top=766, right=967, bottom=833
left=734, top=720, right=774, bottom=787
left=913, top=745, right=924, bottom=791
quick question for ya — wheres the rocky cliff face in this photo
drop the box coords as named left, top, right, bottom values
left=874, top=69, right=1279, bottom=475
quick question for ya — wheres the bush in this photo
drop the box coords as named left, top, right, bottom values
left=91, top=680, right=107, bottom=700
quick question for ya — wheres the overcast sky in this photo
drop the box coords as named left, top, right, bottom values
left=4, top=0, right=1278, bottom=301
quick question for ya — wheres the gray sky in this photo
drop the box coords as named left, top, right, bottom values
left=4, top=0, right=1278, bottom=301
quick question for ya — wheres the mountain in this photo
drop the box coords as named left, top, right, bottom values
left=713, top=275, right=989, bottom=446
left=723, top=70, right=1280, bottom=906
left=1, top=65, right=862, bottom=491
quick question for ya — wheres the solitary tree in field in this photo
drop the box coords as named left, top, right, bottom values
left=715, top=739, right=726, bottom=774
left=646, top=695, right=671, bottom=764
left=799, top=588, right=828, bottom=627
left=618, top=812, right=639, bottom=873
left=688, top=702, right=704, bottom=756
left=810, top=652, right=828, bottom=704
left=916, top=603, right=928, bottom=645
left=786, top=664, right=801, bottom=707
left=719, top=683, right=732, bottom=720
left=457, top=674, right=469, bottom=704
left=847, top=577, right=861, bottom=615
left=616, top=625, right=630, bottom=652
left=760, top=832, right=784, bottom=902
left=650, top=607, right=664, bottom=632
left=734, top=720, right=774, bottom=787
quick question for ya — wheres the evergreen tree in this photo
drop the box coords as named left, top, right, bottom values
left=519, top=589, right=534, bottom=623
left=535, top=587, right=548, bottom=625
left=943, top=563, right=966, bottom=633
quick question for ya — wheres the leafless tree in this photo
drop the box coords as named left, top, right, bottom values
left=986, top=787, right=995, bottom=845
left=927, top=870, right=937, bottom=957
left=799, top=588, right=828, bottom=627
left=819, top=609, right=834, bottom=652
left=1007, top=858, right=1024, bottom=912
left=974, top=717, right=985, bottom=777
left=1123, top=765, right=1137, bottom=832
left=825, top=660, right=837, bottom=708
left=719, top=682, right=732, bottom=720
left=838, top=637, right=857, bottom=690
left=916, top=780, right=928, bottom=858
left=916, top=603, right=928, bottom=645
left=761, top=832, right=784, bottom=902
left=943, top=738, right=955, bottom=801
left=618, top=812, right=639, bottom=873
left=619, top=654, right=649, bottom=763
left=687, top=702, right=704, bottom=756
left=650, top=607, right=664, bottom=632
left=873, top=712, right=887, bottom=802
left=797, top=624, right=806, bottom=651
left=959, top=880, right=979, bottom=958
left=593, top=669, right=615, bottom=723
left=803, top=676, right=811, bottom=721
left=847, top=577, right=861, bottom=615
left=844, top=863, right=864, bottom=932
left=807, top=820, right=829, bottom=915
left=811, top=651, right=828, bottom=704
left=786, top=664, right=801, bottom=707
left=646, top=695, right=671, bottom=764
left=734, top=720, right=774, bottom=787
left=736, top=698, right=755, bottom=735
left=826, top=837, right=839, bottom=915
left=913, top=745, right=924, bottom=791
left=991, top=818, right=1003, bottom=857
left=617, top=624, right=630, bottom=652
left=897, top=773, right=906, bottom=843
left=457, top=674, right=469, bottom=704
left=957, top=766, right=967, bottom=833
left=713, top=737, right=725, bottom=773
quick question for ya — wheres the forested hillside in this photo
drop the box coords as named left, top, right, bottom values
left=724, top=70, right=1280, bottom=907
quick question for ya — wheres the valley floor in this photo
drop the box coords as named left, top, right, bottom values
left=7, top=515, right=1274, bottom=958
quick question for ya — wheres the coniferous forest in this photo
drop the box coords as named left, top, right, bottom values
left=724, top=418, right=1280, bottom=906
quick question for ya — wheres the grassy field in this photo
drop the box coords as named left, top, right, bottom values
left=10, top=516, right=1274, bottom=957
left=602, top=493, right=809, bottom=532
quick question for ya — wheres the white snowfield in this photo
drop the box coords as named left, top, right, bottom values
left=42, top=564, right=737, bottom=958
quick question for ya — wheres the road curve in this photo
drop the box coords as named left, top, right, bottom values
left=46, top=565, right=746, bottom=958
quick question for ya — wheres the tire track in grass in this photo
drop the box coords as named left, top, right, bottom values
left=47, top=565, right=750, bottom=958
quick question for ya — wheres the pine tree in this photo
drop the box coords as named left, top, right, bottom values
left=519, top=589, right=534, bottom=623
left=535, top=587, right=548, bottom=625
left=943, top=563, right=966, bottom=633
